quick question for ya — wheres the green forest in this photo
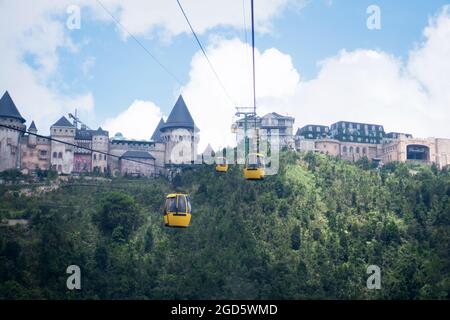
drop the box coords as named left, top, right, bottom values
left=0, top=152, right=449, bottom=299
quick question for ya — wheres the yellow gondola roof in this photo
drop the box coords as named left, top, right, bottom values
left=166, top=193, right=187, bottom=198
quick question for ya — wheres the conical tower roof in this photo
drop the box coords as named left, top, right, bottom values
left=160, top=95, right=196, bottom=131
left=29, top=121, right=37, bottom=131
left=0, top=91, right=26, bottom=123
left=151, top=118, right=165, bottom=141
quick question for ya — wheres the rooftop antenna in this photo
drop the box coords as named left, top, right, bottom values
left=69, top=109, right=91, bottom=130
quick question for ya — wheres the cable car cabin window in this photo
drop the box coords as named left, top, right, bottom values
left=165, top=197, right=177, bottom=212
left=186, top=196, right=192, bottom=213
left=178, top=195, right=187, bottom=213
left=247, top=154, right=264, bottom=169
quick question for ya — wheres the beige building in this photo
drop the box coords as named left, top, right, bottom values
left=50, top=116, right=76, bottom=174
left=20, top=122, right=51, bottom=173
left=233, top=112, right=295, bottom=150
left=382, top=135, right=450, bottom=168
left=295, top=123, right=450, bottom=169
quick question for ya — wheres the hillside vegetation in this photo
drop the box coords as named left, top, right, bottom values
left=0, top=152, right=449, bottom=299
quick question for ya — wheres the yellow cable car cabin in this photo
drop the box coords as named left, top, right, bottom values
left=243, top=153, right=265, bottom=180
left=163, top=193, right=192, bottom=228
left=215, top=157, right=228, bottom=173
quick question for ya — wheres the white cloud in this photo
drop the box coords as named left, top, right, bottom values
left=0, top=0, right=94, bottom=133
left=89, top=0, right=304, bottom=38
left=82, top=57, right=96, bottom=78
left=181, top=6, right=450, bottom=150
left=181, top=38, right=300, bottom=150
left=1, top=1, right=449, bottom=150
left=0, top=0, right=300, bottom=135
left=102, top=99, right=163, bottom=140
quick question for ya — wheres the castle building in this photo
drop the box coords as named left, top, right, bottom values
left=0, top=91, right=199, bottom=177
left=2, top=88, right=449, bottom=175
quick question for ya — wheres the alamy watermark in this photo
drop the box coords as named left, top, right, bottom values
left=366, top=265, right=381, bottom=289
left=66, top=5, right=81, bottom=30
left=66, top=265, right=81, bottom=290
left=367, top=5, right=381, bottom=30
left=166, top=127, right=280, bottom=175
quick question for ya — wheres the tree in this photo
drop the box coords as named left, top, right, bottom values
left=94, top=192, right=143, bottom=240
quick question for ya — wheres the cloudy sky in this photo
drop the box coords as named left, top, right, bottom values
left=0, top=0, right=449, bottom=150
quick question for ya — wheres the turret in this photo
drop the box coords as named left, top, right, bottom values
left=92, top=127, right=109, bottom=173
left=160, top=95, right=199, bottom=165
left=50, top=116, right=76, bottom=174
left=0, top=91, right=26, bottom=171
left=28, top=121, right=37, bottom=146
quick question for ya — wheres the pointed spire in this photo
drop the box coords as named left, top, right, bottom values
left=28, top=121, right=37, bottom=132
left=0, top=91, right=26, bottom=123
left=151, top=118, right=165, bottom=141
left=160, top=95, right=196, bottom=131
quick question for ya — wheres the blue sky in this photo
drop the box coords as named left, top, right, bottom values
left=1, top=0, right=449, bottom=147
left=50, top=0, right=447, bottom=122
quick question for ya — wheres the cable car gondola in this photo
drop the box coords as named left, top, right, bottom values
left=163, top=193, right=192, bottom=228
left=215, top=157, right=228, bottom=173
left=243, top=153, right=265, bottom=180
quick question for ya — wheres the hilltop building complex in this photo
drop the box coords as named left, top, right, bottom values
left=1, top=90, right=449, bottom=177
left=0, top=91, right=198, bottom=177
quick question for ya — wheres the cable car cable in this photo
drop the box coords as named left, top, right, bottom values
left=250, top=0, right=257, bottom=119
left=0, top=123, right=166, bottom=170
left=95, top=0, right=183, bottom=86
left=176, top=0, right=237, bottom=107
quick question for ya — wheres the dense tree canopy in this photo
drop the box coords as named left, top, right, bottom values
left=0, top=152, right=449, bottom=299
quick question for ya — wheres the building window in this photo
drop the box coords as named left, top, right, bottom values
left=53, top=152, right=57, bottom=158
left=57, top=165, right=62, bottom=172
left=363, top=147, right=367, bottom=154
left=356, top=147, right=360, bottom=153
left=94, top=154, right=97, bottom=160
left=350, top=147, right=354, bottom=153
left=58, top=152, right=63, bottom=158
left=343, top=146, right=347, bottom=153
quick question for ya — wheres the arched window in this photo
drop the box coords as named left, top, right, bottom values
left=349, top=147, right=353, bottom=153
left=356, top=147, right=360, bottom=153
left=58, top=152, right=63, bottom=158
left=343, top=146, right=347, bottom=153
left=53, top=152, right=57, bottom=158
left=94, top=154, right=97, bottom=160
left=363, top=147, right=367, bottom=154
